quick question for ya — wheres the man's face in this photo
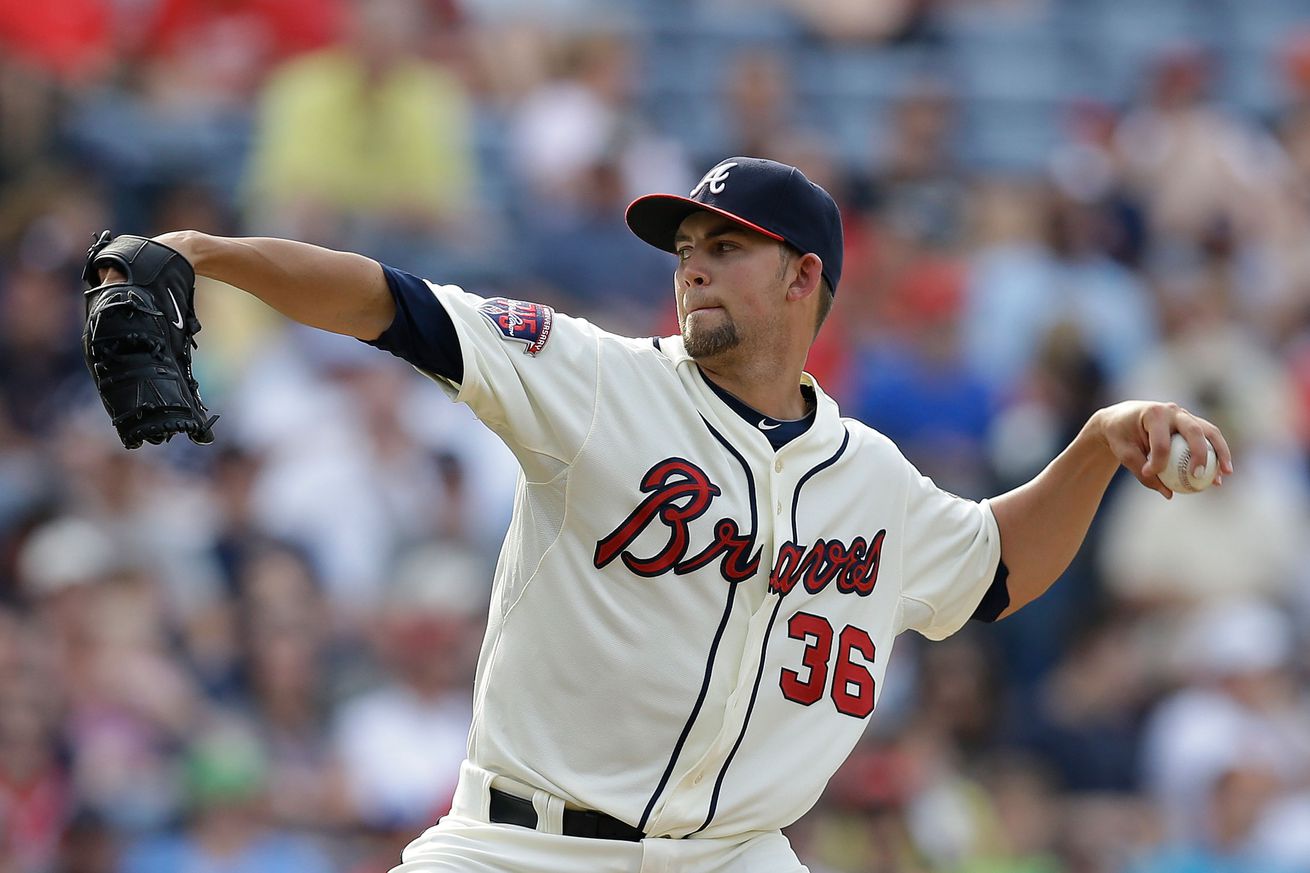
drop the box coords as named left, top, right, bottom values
left=673, top=211, right=789, bottom=362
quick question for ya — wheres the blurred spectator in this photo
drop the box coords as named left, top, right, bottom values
left=1039, top=188, right=1158, bottom=381
left=0, top=1, right=111, bottom=85
left=1058, top=793, right=1158, bottom=873
left=719, top=51, right=796, bottom=160
left=1018, top=610, right=1150, bottom=793
left=124, top=0, right=346, bottom=130
left=0, top=608, right=69, bottom=873
left=867, top=81, right=967, bottom=250
left=207, top=447, right=269, bottom=592
left=62, top=5, right=267, bottom=231
left=120, top=720, right=335, bottom=873
left=508, top=32, right=689, bottom=218
left=143, top=0, right=344, bottom=67
left=804, top=732, right=935, bottom=872
left=1126, top=762, right=1299, bottom=873
left=244, top=0, right=479, bottom=257
left=16, top=516, right=203, bottom=833
left=1114, top=45, right=1285, bottom=247
left=988, top=322, right=1107, bottom=490
left=781, top=0, right=943, bottom=45
left=1141, top=598, right=1310, bottom=845
left=398, top=378, right=520, bottom=559
left=962, top=181, right=1157, bottom=402
left=1266, top=106, right=1310, bottom=343
left=0, top=64, right=63, bottom=190
left=54, top=808, right=121, bottom=873
left=913, top=629, right=1003, bottom=758
left=1246, top=789, right=1310, bottom=871
left=332, top=542, right=487, bottom=830
left=231, top=542, right=351, bottom=832
left=1046, top=99, right=1148, bottom=269
left=1098, top=459, right=1306, bottom=609
left=897, top=724, right=989, bottom=870
left=953, top=755, right=1064, bottom=873
left=48, top=418, right=227, bottom=620
left=523, top=157, right=676, bottom=331
left=230, top=338, right=441, bottom=609
left=0, top=264, right=87, bottom=437
left=852, top=256, right=994, bottom=495
left=982, top=324, right=1110, bottom=699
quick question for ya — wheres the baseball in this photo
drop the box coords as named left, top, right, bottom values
left=1158, top=433, right=1217, bottom=493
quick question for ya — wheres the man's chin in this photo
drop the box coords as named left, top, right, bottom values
left=683, top=322, right=740, bottom=360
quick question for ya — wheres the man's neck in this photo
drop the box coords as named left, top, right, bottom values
left=697, top=362, right=811, bottom=421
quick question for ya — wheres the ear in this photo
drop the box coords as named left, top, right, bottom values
left=785, top=252, right=824, bottom=303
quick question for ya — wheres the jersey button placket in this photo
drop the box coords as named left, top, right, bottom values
left=770, top=458, right=784, bottom=522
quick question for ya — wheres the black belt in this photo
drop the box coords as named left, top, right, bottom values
left=488, top=787, right=646, bottom=842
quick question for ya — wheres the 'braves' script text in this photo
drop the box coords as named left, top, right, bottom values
left=593, top=458, right=885, bottom=596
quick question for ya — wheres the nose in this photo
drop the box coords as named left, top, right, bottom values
left=679, top=255, right=709, bottom=288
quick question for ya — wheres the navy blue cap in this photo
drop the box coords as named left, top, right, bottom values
left=626, top=156, right=843, bottom=295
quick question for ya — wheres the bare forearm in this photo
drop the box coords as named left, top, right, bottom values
left=989, top=412, right=1120, bottom=618
left=987, top=401, right=1233, bottom=619
left=157, top=231, right=396, bottom=340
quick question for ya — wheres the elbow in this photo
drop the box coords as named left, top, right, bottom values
left=352, top=291, right=397, bottom=342
left=991, top=567, right=1065, bottom=621
left=343, top=259, right=397, bottom=341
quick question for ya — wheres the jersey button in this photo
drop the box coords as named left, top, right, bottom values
left=776, top=500, right=782, bottom=516
left=694, top=773, right=705, bottom=786
left=774, top=459, right=783, bottom=473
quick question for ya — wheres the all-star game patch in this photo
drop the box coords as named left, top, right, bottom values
left=478, top=297, right=554, bottom=356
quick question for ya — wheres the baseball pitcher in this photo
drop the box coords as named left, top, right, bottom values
left=83, top=157, right=1232, bottom=872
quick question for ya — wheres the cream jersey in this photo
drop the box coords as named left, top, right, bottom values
left=387, top=277, right=1001, bottom=840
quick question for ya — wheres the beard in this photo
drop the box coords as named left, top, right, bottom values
left=682, top=315, right=740, bottom=360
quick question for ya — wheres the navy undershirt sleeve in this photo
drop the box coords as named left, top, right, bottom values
left=970, top=559, right=1011, bottom=622
left=363, top=265, right=463, bottom=383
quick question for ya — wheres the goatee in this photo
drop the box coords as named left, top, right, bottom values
left=684, top=321, right=740, bottom=359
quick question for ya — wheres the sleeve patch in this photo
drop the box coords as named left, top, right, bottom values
left=478, top=297, right=554, bottom=356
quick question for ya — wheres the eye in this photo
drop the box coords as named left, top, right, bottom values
left=676, top=247, right=692, bottom=261
left=714, top=241, right=737, bottom=254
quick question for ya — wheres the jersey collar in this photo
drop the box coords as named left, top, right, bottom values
left=655, top=334, right=845, bottom=457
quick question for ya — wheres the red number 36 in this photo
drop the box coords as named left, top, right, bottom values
left=778, top=611, right=876, bottom=718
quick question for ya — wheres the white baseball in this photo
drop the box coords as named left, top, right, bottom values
left=1158, top=432, right=1217, bottom=493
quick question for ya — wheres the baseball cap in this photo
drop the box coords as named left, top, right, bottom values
left=626, top=156, right=844, bottom=295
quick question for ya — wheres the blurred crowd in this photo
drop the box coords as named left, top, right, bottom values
left=3, top=1, right=1310, bottom=872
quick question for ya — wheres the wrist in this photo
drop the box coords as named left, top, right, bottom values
left=154, top=230, right=213, bottom=274
left=1080, top=408, right=1117, bottom=460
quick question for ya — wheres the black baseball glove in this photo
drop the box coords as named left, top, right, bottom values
left=81, top=231, right=218, bottom=449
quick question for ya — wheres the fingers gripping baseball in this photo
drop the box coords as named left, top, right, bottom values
left=1100, top=401, right=1234, bottom=498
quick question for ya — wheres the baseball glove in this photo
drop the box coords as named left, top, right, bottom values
left=81, top=231, right=218, bottom=449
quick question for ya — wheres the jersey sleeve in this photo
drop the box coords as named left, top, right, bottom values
left=366, top=265, right=464, bottom=382
left=896, top=474, right=1002, bottom=641
left=366, top=267, right=600, bottom=481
